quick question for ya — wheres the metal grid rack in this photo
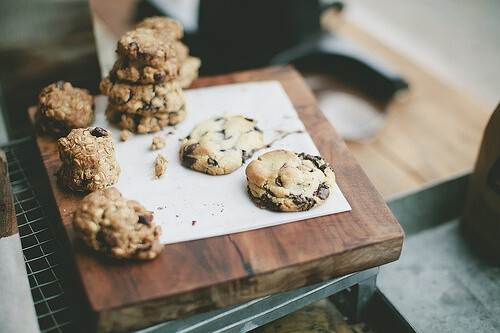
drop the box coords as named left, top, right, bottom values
left=2, top=137, right=82, bottom=333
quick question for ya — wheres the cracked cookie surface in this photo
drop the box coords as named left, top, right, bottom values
left=116, top=28, right=179, bottom=68
left=100, top=76, right=186, bottom=114
left=135, top=16, right=184, bottom=40
left=58, top=127, right=120, bottom=192
left=180, top=115, right=264, bottom=175
left=245, top=149, right=336, bottom=212
left=35, top=81, right=94, bottom=135
left=73, top=187, right=163, bottom=260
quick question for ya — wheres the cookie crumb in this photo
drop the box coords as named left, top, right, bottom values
left=121, top=129, right=132, bottom=141
left=191, top=220, right=197, bottom=226
left=155, top=153, right=168, bottom=178
left=151, top=134, right=166, bottom=150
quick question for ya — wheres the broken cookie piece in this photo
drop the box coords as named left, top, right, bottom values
left=155, top=153, right=168, bottom=179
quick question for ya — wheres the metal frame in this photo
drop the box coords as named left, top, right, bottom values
left=4, top=137, right=379, bottom=332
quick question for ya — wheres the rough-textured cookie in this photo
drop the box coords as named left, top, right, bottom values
left=120, top=129, right=132, bottom=142
left=35, top=81, right=94, bottom=135
left=246, top=150, right=336, bottom=212
left=109, top=55, right=180, bottom=84
left=100, top=76, right=186, bottom=114
left=151, top=134, right=166, bottom=150
left=180, top=115, right=264, bottom=175
left=135, top=16, right=184, bottom=40
left=73, top=187, right=163, bottom=260
left=178, top=56, right=201, bottom=88
left=58, top=127, right=120, bottom=192
left=154, top=154, right=168, bottom=179
left=116, top=28, right=178, bottom=67
left=106, top=104, right=187, bottom=133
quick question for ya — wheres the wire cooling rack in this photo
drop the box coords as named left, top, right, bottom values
left=2, top=137, right=82, bottom=333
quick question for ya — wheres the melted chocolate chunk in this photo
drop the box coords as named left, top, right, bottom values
left=183, top=143, right=199, bottom=155
left=207, top=157, right=218, bottom=166
left=314, top=183, right=330, bottom=200
left=153, top=73, right=166, bottom=82
left=91, top=127, right=108, bottom=137
left=109, top=72, right=118, bottom=82
left=244, top=117, right=254, bottom=122
left=247, top=187, right=282, bottom=211
left=242, top=150, right=253, bottom=163
left=254, top=126, right=263, bottom=133
left=289, top=195, right=316, bottom=211
left=298, top=153, right=323, bottom=169
left=319, top=164, right=333, bottom=172
left=138, top=215, right=150, bottom=225
left=183, top=155, right=197, bottom=167
left=275, top=176, right=283, bottom=187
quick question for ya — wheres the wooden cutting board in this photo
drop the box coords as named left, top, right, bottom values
left=29, top=66, right=403, bottom=332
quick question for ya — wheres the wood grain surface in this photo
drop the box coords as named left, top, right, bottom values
left=0, top=150, right=18, bottom=238
left=30, top=66, right=403, bottom=332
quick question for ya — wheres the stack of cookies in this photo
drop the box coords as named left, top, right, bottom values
left=100, top=17, right=201, bottom=134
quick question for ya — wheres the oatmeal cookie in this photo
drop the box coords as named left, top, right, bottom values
left=178, top=56, right=201, bottom=88
left=116, top=28, right=178, bottom=67
left=73, top=187, right=163, bottom=260
left=154, top=154, right=168, bottom=179
left=135, top=16, right=184, bottom=40
left=246, top=150, right=336, bottom=212
left=35, top=81, right=94, bottom=135
left=109, top=55, right=180, bottom=84
left=106, top=104, right=187, bottom=133
left=58, top=127, right=120, bottom=192
left=180, top=115, right=264, bottom=175
left=100, top=76, right=186, bottom=114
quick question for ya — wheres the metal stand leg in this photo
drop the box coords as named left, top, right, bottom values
left=354, top=270, right=378, bottom=321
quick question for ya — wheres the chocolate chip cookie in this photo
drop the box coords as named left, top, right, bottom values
left=180, top=115, right=264, bottom=175
left=73, top=187, right=163, bottom=260
left=100, top=76, right=186, bottom=114
left=116, top=28, right=179, bottom=68
left=246, top=150, right=336, bottom=212
left=135, top=16, right=184, bottom=40
left=58, top=127, right=120, bottom=192
left=35, top=81, right=94, bottom=135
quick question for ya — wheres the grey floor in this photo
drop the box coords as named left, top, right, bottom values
left=378, top=219, right=500, bottom=333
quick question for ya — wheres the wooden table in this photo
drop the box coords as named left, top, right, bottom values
left=31, top=66, right=403, bottom=332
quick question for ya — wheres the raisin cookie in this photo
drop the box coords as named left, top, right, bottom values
left=100, top=76, right=186, bottom=114
left=35, top=81, right=94, bottom=135
left=116, top=28, right=178, bottom=68
left=73, top=187, right=163, bottom=260
left=180, top=115, right=264, bottom=175
left=135, top=16, right=184, bottom=40
left=58, top=127, right=120, bottom=192
left=246, top=150, right=336, bottom=212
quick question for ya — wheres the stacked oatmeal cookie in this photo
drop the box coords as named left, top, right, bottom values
left=100, top=17, right=201, bottom=134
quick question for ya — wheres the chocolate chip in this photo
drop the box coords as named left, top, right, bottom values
left=242, top=150, right=251, bottom=163
left=207, top=157, right=218, bottom=166
left=56, top=80, right=64, bottom=88
left=183, top=155, right=197, bottom=167
left=319, top=164, right=333, bottom=172
left=183, top=143, right=199, bottom=155
left=81, top=177, right=91, bottom=187
left=109, top=72, right=118, bottom=82
left=129, top=41, right=138, bottom=50
left=214, top=117, right=222, bottom=121
left=141, top=244, right=152, bottom=251
left=275, top=176, right=283, bottom=187
left=244, top=117, right=254, bottom=122
left=247, top=187, right=282, bottom=211
left=139, top=52, right=152, bottom=61
left=138, top=215, right=150, bottom=225
left=254, top=126, right=263, bottom=133
left=290, top=195, right=316, bottom=211
left=153, top=73, right=166, bottom=82
left=91, top=127, right=108, bottom=137
left=314, top=183, right=330, bottom=200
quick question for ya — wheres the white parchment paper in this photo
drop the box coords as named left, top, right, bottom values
left=94, top=81, right=351, bottom=244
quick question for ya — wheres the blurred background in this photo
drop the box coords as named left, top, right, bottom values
left=0, top=1, right=498, bottom=332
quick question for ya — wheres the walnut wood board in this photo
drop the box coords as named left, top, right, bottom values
left=30, top=66, right=404, bottom=332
